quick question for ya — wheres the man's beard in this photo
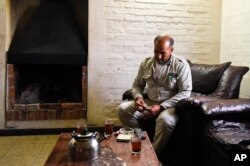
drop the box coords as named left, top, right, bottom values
left=157, top=59, right=166, bottom=64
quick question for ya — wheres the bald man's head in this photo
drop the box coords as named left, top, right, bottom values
left=154, top=34, right=174, bottom=64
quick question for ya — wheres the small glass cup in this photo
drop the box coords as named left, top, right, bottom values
left=104, top=119, right=114, bottom=136
left=131, top=134, right=141, bottom=155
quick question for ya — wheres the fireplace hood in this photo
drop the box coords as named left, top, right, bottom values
left=7, top=0, right=87, bottom=65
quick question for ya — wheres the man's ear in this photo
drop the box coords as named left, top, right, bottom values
left=171, top=47, right=174, bottom=52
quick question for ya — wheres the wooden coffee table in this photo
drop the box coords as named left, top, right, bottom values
left=45, top=132, right=160, bottom=166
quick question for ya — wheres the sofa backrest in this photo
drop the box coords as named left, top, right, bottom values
left=211, top=66, right=249, bottom=99
left=123, top=61, right=249, bottom=101
left=189, top=60, right=249, bottom=99
left=188, top=61, right=231, bottom=94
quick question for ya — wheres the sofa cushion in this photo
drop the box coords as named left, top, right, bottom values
left=212, top=66, right=249, bottom=99
left=208, top=120, right=250, bottom=149
left=188, top=61, right=231, bottom=94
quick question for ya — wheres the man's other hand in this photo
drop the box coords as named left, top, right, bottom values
left=135, top=97, right=146, bottom=112
left=150, top=105, right=161, bottom=116
left=141, top=105, right=161, bottom=118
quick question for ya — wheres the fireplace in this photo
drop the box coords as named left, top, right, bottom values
left=6, top=64, right=87, bottom=121
left=6, top=0, right=88, bottom=123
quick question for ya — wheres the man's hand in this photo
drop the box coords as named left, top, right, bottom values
left=141, top=104, right=162, bottom=118
left=135, top=97, right=146, bottom=112
left=135, top=98, right=163, bottom=116
left=150, top=105, right=162, bottom=116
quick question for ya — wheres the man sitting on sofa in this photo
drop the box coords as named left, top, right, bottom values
left=117, top=34, right=192, bottom=156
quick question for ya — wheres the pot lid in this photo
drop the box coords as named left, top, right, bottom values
left=71, top=129, right=97, bottom=141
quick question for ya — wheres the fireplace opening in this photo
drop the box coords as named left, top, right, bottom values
left=15, top=64, right=82, bottom=104
left=6, top=64, right=87, bottom=122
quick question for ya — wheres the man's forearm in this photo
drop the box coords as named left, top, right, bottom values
left=132, top=87, right=144, bottom=99
left=160, top=90, right=191, bottom=108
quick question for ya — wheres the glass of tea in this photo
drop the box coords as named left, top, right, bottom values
left=131, top=134, right=141, bottom=155
left=104, top=119, right=114, bottom=137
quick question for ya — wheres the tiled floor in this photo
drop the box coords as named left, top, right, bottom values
left=0, top=134, right=59, bottom=166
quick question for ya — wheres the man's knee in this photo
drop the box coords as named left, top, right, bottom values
left=117, top=103, right=125, bottom=118
left=117, top=102, right=129, bottom=112
left=156, top=110, right=177, bottom=129
left=116, top=103, right=123, bottom=112
left=117, top=101, right=134, bottom=117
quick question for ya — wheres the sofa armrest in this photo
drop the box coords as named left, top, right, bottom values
left=176, top=96, right=219, bottom=110
left=201, top=99, right=250, bottom=121
left=122, top=89, right=133, bottom=100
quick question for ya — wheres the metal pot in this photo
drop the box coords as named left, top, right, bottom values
left=68, top=130, right=101, bottom=162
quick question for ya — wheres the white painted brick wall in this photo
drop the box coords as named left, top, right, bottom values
left=220, top=0, right=250, bottom=98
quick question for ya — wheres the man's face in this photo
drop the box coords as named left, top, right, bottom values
left=154, top=40, right=173, bottom=64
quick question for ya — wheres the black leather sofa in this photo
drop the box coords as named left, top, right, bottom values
left=122, top=61, right=249, bottom=166
left=172, top=97, right=250, bottom=166
left=198, top=99, right=250, bottom=166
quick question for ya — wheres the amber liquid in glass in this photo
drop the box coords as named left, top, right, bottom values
left=105, top=119, right=114, bottom=135
left=131, top=137, right=141, bottom=154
